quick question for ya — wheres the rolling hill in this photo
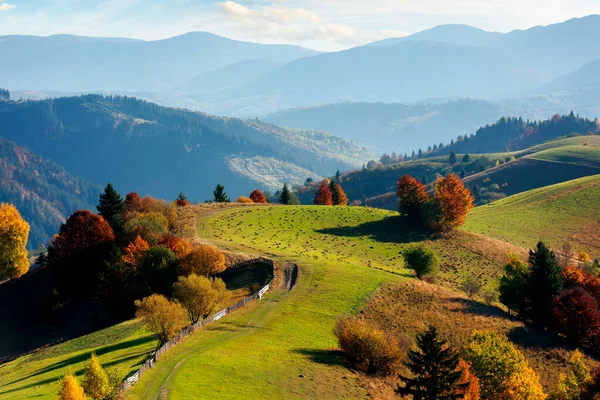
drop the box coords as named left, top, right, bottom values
left=0, top=33, right=316, bottom=92
left=0, top=137, right=101, bottom=249
left=368, top=24, right=502, bottom=48
left=0, top=95, right=373, bottom=203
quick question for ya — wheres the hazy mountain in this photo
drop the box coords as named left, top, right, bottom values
left=368, top=24, right=501, bottom=48
left=172, top=60, right=283, bottom=94
left=264, top=100, right=512, bottom=153
left=541, top=58, right=600, bottom=93
left=0, top=33, right=316, bottom=92
left=0, top=95, right=373, bottom=202
left=0, top=137, right=100, bottom=249
left=490, top=15, right=600, bottom=77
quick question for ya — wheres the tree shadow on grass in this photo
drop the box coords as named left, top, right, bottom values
left=506, top=326, right=569, bottom=352
left=316, top=216, right=430, bottom=245
left=445, top=297, right=513, bottom=320
left=1, top=335, right=155, bottom=387
left=293, top=348, right=345, bottom=367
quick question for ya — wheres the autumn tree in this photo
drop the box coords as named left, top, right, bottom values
left=56, top=373, right=86, bottom=400
left=465, top=331, right=544, bottom=399
left=47, top=210, right=115, bottom=266
left=527, top=242, right=564, bottom=326
left=180, top=244, right=226, bottom=277
left=82, top=353, right=110, bottom=400
left=403, top=244, right=439, bottom=279
left=122, top=235, right=150, bottom=270
left=553, top=350, right=592, bottom=400
left=97, top=183, right=124, bottom=224
left=135, top=294, right=188, bottom=345
left=329, top=179, right=348, bottom=206
left=314, top=180, right=333, bottom=205
left=158, top=233, right=191, bottom=258
left=397, top=326, right=468, bottom=399
left=396, top=175, right=429, bottom=218
left=428, top=174, right=474, bottom=232
left=124, top=192, right=143, bottom=215
left=123, top=211, right=169, bottom=245
left=457, top=360, right=480, bottom=400
left=175, top=192, right=190, bottom=207
left=280, top=183, right=292, bottom=205
left=213, top=184, right=230, bottom=203
left=503, top=367, right=546, bottom=400
left=236, top=196, right=254, bottom=204
left=249, top=189, right=267, bottom=204
left=580, top=369, right=600, bottom=400
left=173, top=274, right=229, bottom=324
left=0, top=203, right=30, bottom=279
left=551, top=288, right=600, bottom=349
left=499, top=253, right=530, bottom=316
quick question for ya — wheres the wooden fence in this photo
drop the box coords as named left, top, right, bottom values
left=120, top=258, right=275, bottom=392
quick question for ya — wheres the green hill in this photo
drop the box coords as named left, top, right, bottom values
left=0, top=137, right=100, bottom=248
left=464, top=174, right=600, bottom=257
left=0, top=95, right=373, bottom=203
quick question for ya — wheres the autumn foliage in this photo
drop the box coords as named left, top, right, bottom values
left=396, top=175, right=430, bottom=217
left=314, top=180, right=333, bottom=205
left=0, top=203, right=30, bottom=279
left=57, top=373, right=86, bottom=400
left=429, top=173, right=475, bottom=232
left=249, top=189, right=267, bottom=204
left=135, top=294, right=188, bottom=344
left=331, top=182, right=348, bottom=206
left=236, top=196, right=254, bottom=204
left=457, top=359, right=480, bottom=400
left=82, top=353, right=110, bottom=400
left=173, top=274, right=229, bottom=324
left=180, top=244, right=226, bottom=277
left=122, top=235, right=150, bottom=269
left=551, top=287, right=600, bottom=348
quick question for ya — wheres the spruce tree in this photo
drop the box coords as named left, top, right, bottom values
left=462, top=154, right=471, bottom=163
left=397, top=326, right=467, bottom=400
left=335, top=170, right=341, bottom=182
left=213, top=184, right=230, bottom=203
left=449, top=151, right=458, bottom=164
left=527, top=241, right=563, bottom=326
left=97, top=183, right=124, bottom=224
left=280, top=183, right=291, bottom=205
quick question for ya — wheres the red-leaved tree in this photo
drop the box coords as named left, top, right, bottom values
left=314, top=180, right=333, bottom=205
left=552, top=287, right=600, bottom=349
left=396, top=175, right=430, bottom=217
left=428, top=173, right=475, bottom=232
left=249, top=190, right=267, bottom=204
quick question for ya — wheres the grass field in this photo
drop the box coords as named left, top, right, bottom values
left=0, top=320, right=157, bottom=399
left=465, top=174, right=600, bottom=257
left=125, top=206, right=531, bottom=399
left=529, top=145, right=600, bottom=168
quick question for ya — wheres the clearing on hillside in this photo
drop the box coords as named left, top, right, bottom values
left=464, top=174, right=600, bottom=257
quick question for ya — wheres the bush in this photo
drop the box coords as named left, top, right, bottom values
left=334, top=317, right=403, bottom=375
left=236, top=196, right=254, bottom=204
left=402, top=244, right=439, bottom=279
left=461, top=275, right=482, bottom=298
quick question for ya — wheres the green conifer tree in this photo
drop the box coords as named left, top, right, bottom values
left=213, top=184, right=230, bottom=203
left=397, top=326, right=467, bottom=400
left=97, top=183, right=124, bottom=223
left=527, top=241, right=563, bottom=326
left=462, top=154, right=471, bottom=163
left=449, top=151, right=458, bottom=164
left=279, top=183, right=291, bottom=205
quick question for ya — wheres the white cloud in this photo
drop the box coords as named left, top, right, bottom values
left=0, top=3, right=15, bottom=12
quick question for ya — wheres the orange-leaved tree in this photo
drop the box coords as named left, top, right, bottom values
left=457, top=359, right=480, bottom=400
left=180, top=244, right=226, bottom=277
left=158, top=233, right=192, bottom=258
left=314, top=180, right=333, bottom=205
left=330, top=180, right=348, bottom=206
left=249, top=189, right=267, bottom=204
left=236, top=196, right=254, bottom=204
left=135, top=294, right=188, bottom=345
left=122, top=235, right=150, bottom=270
left=396, top=175, right=429, bottom=218
left=175, top=192, right=190, bottom=207
left=57, top=373, right=86, bottom=400
left=0, top=203, right=30, bottom=279
left=429, top=173, right=474, bottom=232
left=47, top=210, right=115, bottom=265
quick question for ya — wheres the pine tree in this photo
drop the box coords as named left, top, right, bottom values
left=82, top=353, right=110, bottom=400
left=527, top=242, right=563, bottom=326
left=97, top=183, right=124, bottom=223
left=213, top=184, right=230, bottom=203
left=397, top=326, right=468, bottom=400
left=280, top=183, right=292, bottom=205
left=449, top=151, right=458, bottom=164
left=57, top=373, right=86, bottom=400
left=175, top=192, right=190, bottom=207
left=462, top=154, right=471, bottom=163
left=335, top=169, right=341, bottom=182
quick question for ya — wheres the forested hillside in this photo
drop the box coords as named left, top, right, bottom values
left=0, top=95, right=372, bottom=202
left=0, top=137, right=100, bottom=248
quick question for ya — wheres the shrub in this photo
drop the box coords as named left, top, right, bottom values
left=553, top=350, right=592, bottom=400
left=481, top=289, right=497, bottom=306
left=402, top=244, right=439, bottom=279
left=236, top=196, right=254, bottom=204
left=334, top=317, right=402, bottom=375
left=180, top=244, right=226, bottom=277
left=135, top=294, right=188, bottom=345
left=461, top=275, right=482, bottom=298
left=82, top=353, right=110, bottom=400
left=57, top=373, right=86, bottom=400
left=173, top=274, right=229, bottom=324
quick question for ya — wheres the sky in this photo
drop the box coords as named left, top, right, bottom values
left=1, top=0, right=600, bottom=51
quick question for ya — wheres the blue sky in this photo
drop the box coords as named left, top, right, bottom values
left=1, top=0, right=600, bottom=50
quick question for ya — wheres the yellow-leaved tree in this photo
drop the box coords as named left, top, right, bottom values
left=180, top=244, right=226, bottom=277
left=135, top=294, right=188, bottom=344
left=553, top=350, right=592, bottom=400
left=82, top=353, right=110, bottom=400
left=173, top=274, right=230, bottom=324
left=0, top=203, right=30, bottom=279
left=56, top=373, right=86, bottom=400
